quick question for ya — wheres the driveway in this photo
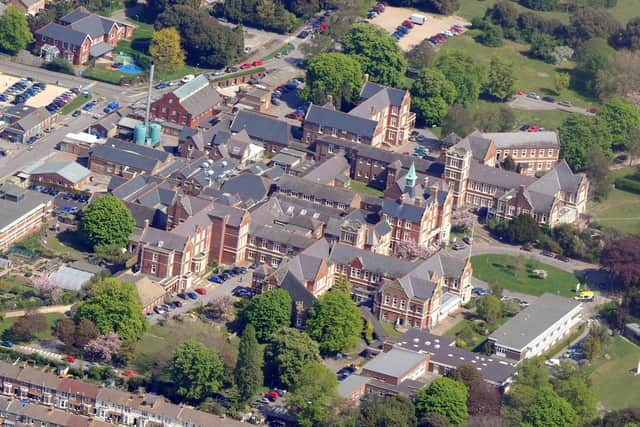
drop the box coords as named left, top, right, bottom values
left=509, top=94, right=593, bottom=115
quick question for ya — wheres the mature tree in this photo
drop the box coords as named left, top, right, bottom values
left=596, top=50, right=640, bottom=101
left=473, top=104, right=516, bottom=132
left=523, top=388, right=577, bottom=427
left=342, top=24, right=407, bottom=87
left=171, top=339, right=224, bottom=401
left=520, top=0, right=556, bottom=11
left=359, top=395, right=417, bottom=427
left=600, top=97, right=640, bottom=148
left=529, top=32, right=557, bottom=63
left=146, top=0, right=199, bottom=17
left=449, top=365, right=501, bottom=416
left=201, top=296, right=235, bottom=323
left=149, top=27, right=185, bottom=72
left=559, top=114, right=613, bottom=171
left=301, top=52, right=363, bottom=110
left=483, top=56, right=515, bottom=101
left=74, top=319, right=100, bottom=348
left=626, top=128, right=640, bottom=164
left=451, top=209, right=474, bottom=233
left=411, top=69, right=457, bottom=126
left=406, top=40, right=436, bottom=71
left=435, top=51, right=486, bottom=105
left=488, top=1, right=519, bottom=28
left=84, top=333, right=121, bottom=362
left=0, top=6, right=34, bottom=54
left=33, top=275, right=62, bottom=303
left=574, top=38, right=614, bottom=96
left=427, top=0, right=460, bottom=14
left=554, top=372, right=598, bottom=424
left=476, top=23, right=504, bottom=47
left=555, top=72, right=570, bottom=93
left=476, top=295, right=502, bottom=324
left=55, top=318, right=77, bottom=347
left=589, top=407, right=640, bottom=426
left=442, top=105, right=474, bottom=137
left=42, top=58, right=75, bottom=75
left=503, top=358, right=552, bottom=424
left=286, top=361, right=338, bottom=427
left=264, top=328, right=321, bottom=388
left=415, top=377, right=469, bottom=425
left=502, top=155, right=516, bottom=171
left=242, top=288, right=291, bottom=342
left=506, top=213, right=539, bottom=244
left=74, top=278, right=148, bottom=342
left=234, top=324, right=263, bottom=404
left=305, top=286, right=362, bottom=355
left=618, top=16, right=640, bottom=50
left=585, top=145, right=612, bottom=201
left=80, top=195, right=135, bottom=249
left=5, top=311, right=47, bottom=342
left=569, top=7, right=622, bottom=45
left=601, top=236, right=640, bottom=288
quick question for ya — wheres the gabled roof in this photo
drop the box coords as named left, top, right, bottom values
left=60, top=6, right=92, bottom=24
left=329, top=243, right=414, bottom=278
left=468, top=162, right=535, bottom=189
left=397, top=275, right=437, bottom=300
left=305, top=104, right=378, bottom=138
left=526, top=159, right=583, bottom=196
left=230, top=110, right=290, bottom=146
left=359, top=81, right=406, bottom=106
left=221, top=173, right=271, bottom=204
left=172, top=76, right=221, bottom=116
left=277, top=175, right=357, bottom=206
left=12, top=108, right=52, bottom=132
left=140, top=227, right=188, bottom=252
left=453, top=131, right=494, bottom=162
left=30, top=161, right=90, bottom=184
left=482, top=131, right=559, bottom=149
left=381, top=199, right=425, bottom=223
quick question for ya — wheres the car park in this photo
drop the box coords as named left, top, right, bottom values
left=195, top=287, right=207, bottom=295
left=186, top=292, right=198, bottom=300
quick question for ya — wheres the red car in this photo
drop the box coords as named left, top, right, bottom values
left=240, top=63, right=252, bottom=70
left=286, top=112, right=304, bottom=122
left=62, top=355, right=76, bottom=363
left=402, top=151, right=410, bottom=156
left=266, top=390, right=279, bottom=400
left=402, top=20, right=414, bottom=28
left=252, top=60, right=263, bottom=67
left=517, top=90, right=524, bottom=95
left=195, top=287, right=207, bottom=295
left=528, top=125, right=540, bottom=132
left=122, top=370, right=136, bottom=377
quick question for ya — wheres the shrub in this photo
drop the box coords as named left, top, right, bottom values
left=614, top=177, right=640, bottom=194
left=42, top=58, right=75, bottom=75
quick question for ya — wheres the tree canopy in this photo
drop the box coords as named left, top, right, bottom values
left=301, top=52, right=364, bottom=110
left=342, top=24, right=407, bottom=87
left=149, top=27, right=185, bottom=72
left=410, top=68, right=457, bottom=126
left=359, top=395, right=417, bottom=427
left=305, top=285, right=362, bottom=355
left=80, top=195, right=135, bottom=249
left=435, top=50, right=486, bottom=105
left=601, top=236, right=640, bottom=288
left=559, top=114, right=613, bottom=171
left=475, top=295, right=503, bottom=324
left=415, top=377, right=469, bottom=425
left=599, top=98, right=640, bottom=148
left=170, top=339, right=224, bottom=401
left=74, top=278, right=148, bottom=342
left=264, top=328, right=321, bottom=388
left=523, top=388, right=578, bottom=427
left=0, top=6, right=34, bottom=54
left=286, top=361, right=338, bottom=427
left=242, top=288, right=292, bottom=342
left=234, top=324, right=263, bottom=404
left=483, top=56, right=515, bottom=101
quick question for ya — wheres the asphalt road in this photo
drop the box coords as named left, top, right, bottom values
left=509, top=94, right=594, bottom=115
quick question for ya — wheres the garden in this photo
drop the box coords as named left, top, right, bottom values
left=470, top=254, right=580, bottom=297
left=589, top=167, right=640, bottom=235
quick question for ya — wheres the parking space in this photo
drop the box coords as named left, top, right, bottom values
left=390, top=130, right=442, bottom=160
left=0, top=73, right=69, bottom=108
left=368, top=6, right=470, bottom=51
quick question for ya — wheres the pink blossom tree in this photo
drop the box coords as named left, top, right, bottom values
left=84, top=333, right=121, bottom=362
left=33, top=275, right=63, bottom=303
left=396, top=240, right=433, bottom=260
left=451, top=209, right=475, bottom=233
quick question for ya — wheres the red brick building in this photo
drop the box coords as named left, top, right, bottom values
left=150, top=75, right=221, bottom=128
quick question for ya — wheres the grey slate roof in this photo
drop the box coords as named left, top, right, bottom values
left=220, top=173, right=271, bottom=204
left=489, top=293, right=582, bottom=351
left=173, top=76, right=221, bottom=116
left=105, top=138, right=170, bottom=162
left=468, top=162, right=535, bottom=188
left=359, top=81, right=406, bottom=106
left=302, top=154, right=350, bottom=185
left=60, top=6, right=92, bottom=24
left=90, top=42, right=113, bottom=57
left=12, top=108, right=51, bottom=132
left=140, top=227, right=188, bottom=252
left=277, top=175, right=357, bottom=206
left=526, top=159, right=583, bottom=195
left=398, top=276, right=437, bottom=300
left=482, top=131, right=559, bottom=149
left=329, top=243, right=414, bottom=278
left=36, top=23, right=89, bottom=46
left=0, top=188, right=52, bottom=232
left=381, top=199, right=425, bottom=223
left=305, top=104, right=378, bottom=138
left=454, top=132, right=494, bottom=162
left=230, top=111, right=290, bottom=146
left=90, top=145, right=159, bottom=172
left=30, top=161, right=90, bottom=184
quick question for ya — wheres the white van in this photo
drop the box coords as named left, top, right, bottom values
left=410, top=14, right=426, bottom=25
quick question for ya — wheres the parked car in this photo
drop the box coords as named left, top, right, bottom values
left=542, top=96, right=555, bottom=102
left=542, top=250, right=556, bottom=257
left=186, top=292, right=198, bottom=300
left=226, top=66, right=239, bottom=73
left=177, top=293, right=187, bottom=299
left=154, top=306, right=167, bottom=314
left=252, top=60, right=263, bottom=67
left=527, top=92, right=541, bottom=100
left=250, top=262, right=260, bottom=269
left=181, top=74, right=195, bottom=83
left=558, top=100, right=572, bottom=107
left=62, top=355, right=76, bottom=363
left=528, top=125, right=541, bottom=132
left=195, top=287, right=207, bottom=295
left=555, top=255, right=570, bottom=262
left=233, top=266, right=248, bottom=274
left=271, top=97, right=281, bottom=106
left=452, top=242, right=466, bottom=250
left=298, top=30, right=310, bottom=38
left=72, top=110, right=81, bottom=117
left=240, top=63, right=252, bottom=70
left=1, top=341, right=13, bottom=348
left=155, top=82, right=168, bottom=89
left=210, top=275, right=224, bottom=284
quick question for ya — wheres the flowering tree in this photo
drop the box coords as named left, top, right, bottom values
left=396, top=240, right=432, bottom=259
left=451, top=210, right=475, bottom=233
left=33, top=275, right=63, bottom=303
left=84, top=333, right=121, bottom=362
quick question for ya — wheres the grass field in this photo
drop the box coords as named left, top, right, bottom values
left=349, top=181, right=384, bottom=197
left=83, top=66, right=129, bottom=85
left=588, top=336, right=640, bottom=410
left=380, top=321, right=402, bottom=338
left=132, top=318, right=239, bottom=373
left=589, top=167, right=640, bottom=235
left=60, top=95, right=91, bottom=115
left=0, top=313, right=63, bottom=341
left=438, top=33, right=595, bottom=108
left=471, top=254, right=579, bottom=297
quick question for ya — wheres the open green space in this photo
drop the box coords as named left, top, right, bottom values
left=61, top=95, right=91, bottom=115
left=132, top=318, right=239, bottom=373
left=83, top=66, right=129, bottom=85
left=606, top=0, right=640, bottom=24
left=444, top=315, right=510, bottom=351
left=589, top=167, right=640, bottom=235
left=588, top=336, right=640, bottom=410
left=0, top=313, right=64, bottom=341
left=438, top=33, right=595, bottom=108
left=380, top=320, right=402, bottom=338
left=349, top=180, right=384, bottom=197
left=511, top=108, right=572, bottom=131
left=470, top=254, right=579, bottom=297
left=262, top=43, right=295, bottom=61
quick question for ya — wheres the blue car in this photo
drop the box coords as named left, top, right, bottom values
left=155, top=82, right=168, bottom=89
left=209, top=275, right=224, bottom=284
left=187, top=292, right=198, bottom=300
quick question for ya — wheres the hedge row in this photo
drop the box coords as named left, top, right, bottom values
left=615, top=177, right=640, bottom=194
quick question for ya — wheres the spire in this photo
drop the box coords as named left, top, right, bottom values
left=406, top=162, right=417, bottom=187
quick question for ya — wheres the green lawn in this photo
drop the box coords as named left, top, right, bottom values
left=588, top=336, right=640, bottom=410
left=438, top=33, right=596, bottom=108
left=61, top=94, right=91, bottom=115
left=511, top=108, right=572, bottom=131
left=0, top=313, right=63, bottom=341
left=349, top=181, right=384, bottom=197
left=132, top=319, right=239, bottom=373
left=470, top=254, right=579, bottom=297
left=380, top=321, right=402, bottom=338
left=608, top=0, right=640, bottom=24
left=444, top=316, right=510, bottom=351
left=83, top=66, right=129, bottom=85
left=589, top=167, right=640, bottom=235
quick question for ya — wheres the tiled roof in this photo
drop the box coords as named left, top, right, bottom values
left=230, top=110, right=290, bottom=146
left=468, top=162, right=535, bottom=188
left=30, top=161, right=90, bottom=184
left=305, top=104, right=378, bottom=138
left=36, top=22, right=90, bottom=46
left=482, top=130, right=560, bottom=149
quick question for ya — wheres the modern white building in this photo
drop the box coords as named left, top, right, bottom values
left=489, top=293, right=583, bottom=361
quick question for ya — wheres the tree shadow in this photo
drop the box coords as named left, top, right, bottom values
left=56, top=230, right=91, bottom=253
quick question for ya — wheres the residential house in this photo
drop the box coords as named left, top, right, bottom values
left=489, top=293, right=583, bottom=360
left=150, top=75, right=222, bottom=128
left=0, top=183, right=53, bottom=251
left=34, top=7, right=134, bottom=65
